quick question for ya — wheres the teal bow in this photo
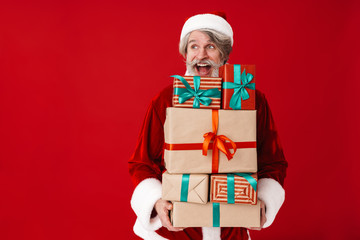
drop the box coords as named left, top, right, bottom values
left=222, top=64, right=255, bottom=109
left=227, top=173, right=257, bottom=204
left=172, top=75, right=221, bottom=108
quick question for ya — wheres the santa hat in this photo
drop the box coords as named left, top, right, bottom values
left=180, top=12, right=234, bottom=46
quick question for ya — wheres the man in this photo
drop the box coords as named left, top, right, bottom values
left=129, top=12, right=288, bottom=240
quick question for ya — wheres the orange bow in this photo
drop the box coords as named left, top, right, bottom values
left=202, top=110, right=237, bottom=173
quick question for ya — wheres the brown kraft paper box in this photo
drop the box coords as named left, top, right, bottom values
left=164, top=107, right=257, bottom=174
left=162, top=171, right=209, bottom=204
left=171, top=201, right=260, bottom=228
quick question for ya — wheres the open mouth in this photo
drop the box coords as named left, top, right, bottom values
left=196, top=63, right=212, bottom=76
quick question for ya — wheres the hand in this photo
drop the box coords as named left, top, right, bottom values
left=249, top=200, right=267, bottom=231
left=154, top=199, right=184, bottom=232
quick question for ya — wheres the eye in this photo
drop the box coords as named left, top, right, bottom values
left=208, top=45, right=215, bottom=49
left=190, top=45, right=198, bottom=49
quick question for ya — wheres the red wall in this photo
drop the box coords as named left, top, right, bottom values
left=1, top=1, right=359, bottom=239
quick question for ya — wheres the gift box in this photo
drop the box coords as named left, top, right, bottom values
left=219, top=64, right=255, bottom=110
left=210, top=173, right=257, bottom=205
left=171, top=201, right=260, bottom=227
left=172, top=75, right=222, bottom=109
left=162, top=171, right=209, bottom=204
left=164, top=107, right=257, bottom=174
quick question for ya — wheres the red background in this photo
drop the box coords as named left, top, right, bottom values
left=1, top=0, right=359, bottom=239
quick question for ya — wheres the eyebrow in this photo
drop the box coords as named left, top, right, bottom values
left=188, top=39, right=214, bottom=44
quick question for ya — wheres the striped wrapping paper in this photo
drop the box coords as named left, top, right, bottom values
left=210, top=173, right=257, bottom=205
left=172, top=76, right=222, bottom=109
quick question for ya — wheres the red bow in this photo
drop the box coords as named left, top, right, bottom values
left=202, top=110, right=237, bottom=173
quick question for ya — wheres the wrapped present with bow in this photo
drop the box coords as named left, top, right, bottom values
left=210, top=173, right=257, bottom=205
left=172, top=75, right=222, bottom=109
left=171, top=201, right=260, bottom=227
left=162, top=171, right=209, bottom=204
left=164, top=107, right=257, bottom=174
left=219, top=64, right=256, bottom=110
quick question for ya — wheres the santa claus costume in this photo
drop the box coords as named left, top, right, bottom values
left=128, top=13, right=288, bottom=240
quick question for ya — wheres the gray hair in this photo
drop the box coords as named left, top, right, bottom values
left=179, top=29, right=233, bottom=64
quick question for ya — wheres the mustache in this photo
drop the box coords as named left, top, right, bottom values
left=186, top=59, right=222, bottom=69
left=185, top=59, right=221, bottom=77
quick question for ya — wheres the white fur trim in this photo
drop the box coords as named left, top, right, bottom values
left=130, top=178, right=163, bottom=231
left=133, top=219, right=168, bottom=240
left=257, top=178, right=285, bottom=228
left=202, top=227, right=221, bottom=240
left=180, top=14, right=234, bottom=46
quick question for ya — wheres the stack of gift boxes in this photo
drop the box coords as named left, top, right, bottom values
left=162, top=64, right=259, bottom=228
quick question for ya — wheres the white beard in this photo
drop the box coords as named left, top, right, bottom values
left=185, top=67, right=220, bottom=77
left=185, top=59, right=222, bottom=77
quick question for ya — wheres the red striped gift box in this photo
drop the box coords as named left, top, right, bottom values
left=210, top=173, right=257, bottom=205
left=172, top=76, right=222, bottom=109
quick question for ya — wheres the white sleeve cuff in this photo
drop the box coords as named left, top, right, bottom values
left=130, top=178, right=163, bottom=231
left=257, top=178, right=285, bottom=228
left=133, top=219, right=168, bottom=240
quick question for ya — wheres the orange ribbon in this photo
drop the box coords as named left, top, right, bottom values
left=202, top=110, right=237, bottom=173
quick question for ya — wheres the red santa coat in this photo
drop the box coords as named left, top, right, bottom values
left=129, top=84, right=288, bottom=240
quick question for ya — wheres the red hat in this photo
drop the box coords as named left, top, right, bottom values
left=180, top=12, right=233, bottom=46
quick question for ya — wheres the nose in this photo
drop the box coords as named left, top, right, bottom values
left=197, top=47, right=208, bottom=60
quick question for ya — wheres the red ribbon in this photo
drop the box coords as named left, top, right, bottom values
left=202, top=110, right=237, bottom=173
left=164, top=142, right=256, bottom=151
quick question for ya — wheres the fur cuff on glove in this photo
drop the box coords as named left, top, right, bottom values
left=133, top=219, right=168, bottom=240
left=257, top=178, right=285, bottom=228
left=130, top=178, right=163, bottom=231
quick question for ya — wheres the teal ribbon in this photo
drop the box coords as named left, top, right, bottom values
left=227, top=173, right=257, bottom=204
left=227, top=174, right=235, bottom=204
left=172, top=75, right=221, bottom=108
left=180, top=174, right=190, bottom=202
left=212, top=203, right=220, bottom=227
left=222, top=64, right=255, bottom=109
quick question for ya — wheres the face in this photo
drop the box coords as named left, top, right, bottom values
left=185, top=30, right=222, bottom=77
